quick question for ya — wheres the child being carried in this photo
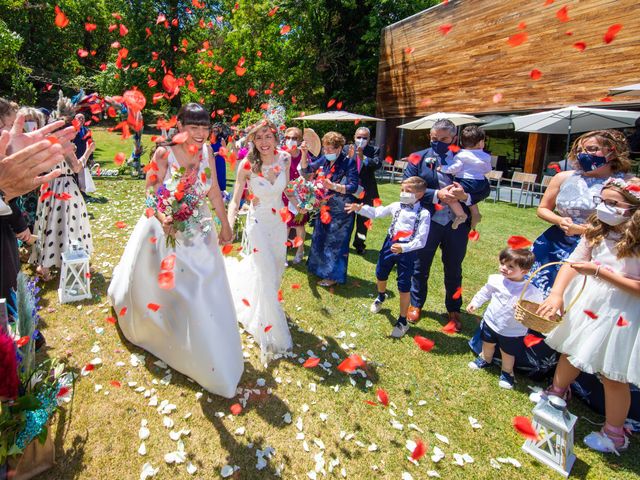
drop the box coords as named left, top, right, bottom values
left=438, top=125, right=492, bottom=230
left=345, top=176, right=430, bottom=338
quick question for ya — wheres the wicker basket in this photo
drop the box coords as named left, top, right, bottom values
left=514, top=261, right=586, bottom=334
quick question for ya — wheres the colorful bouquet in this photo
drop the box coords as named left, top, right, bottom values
left=146, top=169, right=211, bottom=248
left=1, top=274, right=72, bottom=471
left=285, top=176, right=328, bottom=222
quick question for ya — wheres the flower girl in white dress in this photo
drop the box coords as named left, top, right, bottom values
left=537, top=177, right=640, bottom=454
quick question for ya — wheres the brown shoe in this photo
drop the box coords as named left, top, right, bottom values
left=407, top=306, right=422, bottom=324
left=447, top=311, right=462, bottom=332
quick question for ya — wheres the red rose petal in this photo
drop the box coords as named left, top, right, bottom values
left=513, top=416, right=539, bottom=440
left=230, top=403, right=242, bottom=415
left=16, top=336, right=30, bottom=348
left=242, top=298, right=250, bottom=307
left=584, top=310, right=598, bottom=319
left=468, top=230, right=480, bottom=241
left=222, top=244, right=233, bottom=255
left=376, top=388, right=389, bottom=406
left=442, top=320, right=458, bottom=334
left=337, top=354, right=365, bottom=373
left=114, top=152, right=126, bottom=166
left=303, top=357, right=321, bottom=368
left=507, top=32, right=528, bottom=47
left=603, top=24, right=623, bottom=44
left=413, top=335, right=435, bottom=352
left=158, top=271, right=175, bottom=290
left=110, top=380, right=121, bottom=388
left=530, top=69, right=543, bottom=80
left=119, top=307, right=127, bottom=317
left=291, top=283, right=301, bottom=290
left=115, top=221, right=127, bottom=229
left=452, top=286, right=463, bottom=300
left=507, top=235, right=532, bottom=249
left=105, top=316, right=117, bottom=324
left=160, top=254, right=176, bottom=271
left=147, top=303, right=161, bottom=312
left=411, top=439, right=427, bottom=461
left=556, top=5, right=570, bottom=22
left=617, top=315, right=629, bottom=327
left=524, top=334, right=544, bottom=348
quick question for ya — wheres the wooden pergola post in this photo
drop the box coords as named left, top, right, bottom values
left=524, top=133, right=547, bottom=179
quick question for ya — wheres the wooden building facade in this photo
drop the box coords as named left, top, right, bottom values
left=375, top=0, right=640, bottom=176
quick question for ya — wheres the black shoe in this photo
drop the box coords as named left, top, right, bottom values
left=354, top=246, right=365, bottom=255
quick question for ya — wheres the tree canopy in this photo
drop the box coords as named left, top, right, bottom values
left=0, top=0, right=437, bottom=123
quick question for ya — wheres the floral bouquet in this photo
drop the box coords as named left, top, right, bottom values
left=146, top=169, right=211, bottom=248
left=285, top=176, right=328, bottom=223
left=1, top=274, right=73, bottom=471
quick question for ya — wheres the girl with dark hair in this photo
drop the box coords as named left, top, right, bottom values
left=108, top=103, right=244, bottom=398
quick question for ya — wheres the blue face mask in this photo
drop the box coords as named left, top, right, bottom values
left=577, top=153, right=607, bottom=172
left=430, top=140, right=451, bottom=158
left=325, top=152, right=337, bottom=161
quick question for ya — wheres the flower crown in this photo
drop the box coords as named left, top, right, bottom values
left=603, top=177, right=640, bottom=202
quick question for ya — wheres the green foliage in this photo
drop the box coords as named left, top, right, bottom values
left=0, top=0, right=437, bottom=121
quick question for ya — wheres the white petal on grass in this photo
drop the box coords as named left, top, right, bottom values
left=163, top=416, right=174, bottom=429
left=401, top=473, right=414, bottom=480
left=367, top=443, right=378, bottom=452
left=94, top=384, right=103, bottom=392
left=468, top=416, right=482, bottom=429
left=234, top=427, right=246, bottom=436
left=426, top=470, right=441, bottom=478
left=138, top=442, right=147, bottom=456
left=220, top=465, right=234, bottom=478
left=319, top=413, right=328, bottom=422
left=140, top=462, right=158, bottom=480
left=408, top=424, right=424, bottom=433
left=462, top=453, right=474, bottom=464
left=435, top=433, right=449, bottom=445
left=148, top=396, right=158, bottom=407
left=314, top=438, right=326, bottom=450
left=138, top=426, right=150, bottom=440
left=186, top=462, right=197, bottom=475
left=283, top=413, right=292, bottom=424
left=391, top=419, right=404, bottom=431
left=431, top=446, right=445, bottom=463
left=490, top=458, right=502, bottom=469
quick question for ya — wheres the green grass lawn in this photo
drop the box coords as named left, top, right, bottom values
left=27, top=131, right=639, bottom=479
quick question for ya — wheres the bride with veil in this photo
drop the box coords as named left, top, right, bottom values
left=226, top=120, right=300, bottom=362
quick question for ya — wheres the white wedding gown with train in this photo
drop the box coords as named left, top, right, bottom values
left=225, top=158, right=293, bottom=361
left=107, top=145, right=244, bottom=398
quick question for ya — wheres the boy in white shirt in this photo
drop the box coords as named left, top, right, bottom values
left=466, top=248, right=543, bottom=389
left=438, top=125, right=491, bottom=230
left=345, top=176, right=430, bottom=338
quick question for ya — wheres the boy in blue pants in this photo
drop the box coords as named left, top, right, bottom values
left=345, top=176, right=430, bottom=338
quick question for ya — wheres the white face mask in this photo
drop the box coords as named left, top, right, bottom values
left=596, top=202, right=630, bottom=226
left=285, top=139, right=298, bottom=149
left=400, top=191, right=417, bottom=204
left=355, top=138, right=368, bottom=148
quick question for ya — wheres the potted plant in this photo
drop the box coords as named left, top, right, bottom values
left=1, top=274, right=73, bottom=480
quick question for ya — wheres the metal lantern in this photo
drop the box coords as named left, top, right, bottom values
left=522, top=396, right=577, bottom=477
left=58, top=243, right=91, bottom=304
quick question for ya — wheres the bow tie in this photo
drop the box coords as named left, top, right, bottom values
left=400, top=203, right=415, bottom=210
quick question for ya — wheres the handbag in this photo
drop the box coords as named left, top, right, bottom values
left=81, top=167, right=96, bottom=194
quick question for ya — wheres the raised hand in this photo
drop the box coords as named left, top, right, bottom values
left=0, top=131, right=64, bottom=201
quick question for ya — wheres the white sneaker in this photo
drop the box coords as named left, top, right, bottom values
left=390, top=322, right=410, bottom=338
left=370, top=294, right=387, bottom=313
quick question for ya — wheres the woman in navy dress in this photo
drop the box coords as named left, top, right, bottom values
left=302, top=132, right=359, bottom=287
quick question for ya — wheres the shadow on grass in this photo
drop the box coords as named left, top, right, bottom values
left=106, top=311, right=380, bottom=474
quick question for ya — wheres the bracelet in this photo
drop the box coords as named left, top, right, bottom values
left=594, top=265, right=601, bottom=278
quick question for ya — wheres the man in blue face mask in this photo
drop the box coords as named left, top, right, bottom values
left=402, top=119, right=485, bottom=332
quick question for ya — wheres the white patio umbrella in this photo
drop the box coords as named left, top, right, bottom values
left=481, top=115, right=517, bottom=131
left=608, top=82, right=640, bottom=96
left=397, top=112, right=483, bottom=130
left=512, top=105, right=640, bottom=151
left=292, top=111, right=383, bottom=122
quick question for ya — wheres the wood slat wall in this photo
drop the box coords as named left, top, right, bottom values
left=376, top=0, right=640, bottom=120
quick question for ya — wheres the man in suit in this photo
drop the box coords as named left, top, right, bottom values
left=346, top=127, right=382, bottom=254
left=403, top=119, right=479, bottom=332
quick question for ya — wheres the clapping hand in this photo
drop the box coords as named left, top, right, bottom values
left=8, top=114, right=76, bottom=157
left=0, top=130, right=64, bottom=201
left=344, top=203, right=361, bottom=213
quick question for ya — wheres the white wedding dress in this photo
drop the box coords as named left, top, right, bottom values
left=107, top=145, right=244, bottom=398
left=225, top=157, right=293, bottom=361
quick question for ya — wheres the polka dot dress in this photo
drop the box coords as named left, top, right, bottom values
left=29, top=161, right=93, bottom=269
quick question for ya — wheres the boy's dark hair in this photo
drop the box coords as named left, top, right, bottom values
left=460, top=125, right=486, bottom=149
left=499, top=248, right=535, bottom=270
left=402, top=176, right=427, bottom=193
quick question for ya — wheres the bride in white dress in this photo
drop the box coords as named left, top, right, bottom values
left=108, top=104, right=243, bottom=398
left=226, top=121, right=296, bottom=361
